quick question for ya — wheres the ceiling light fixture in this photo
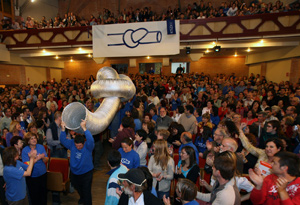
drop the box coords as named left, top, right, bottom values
left=247, top=48, right=251, bottom=52
left=88, top=53, right=92, bottom=58
left=234, top=52, right=238, bottom=57
left=55, top=55, right=59, bottom=59
left=205, top=49, right=210, bottom=53
left=42, top=49, right=46, bottom=53
left=147, top=56, right=150, bottom=59
left=70, top=57, right=73, bottom=62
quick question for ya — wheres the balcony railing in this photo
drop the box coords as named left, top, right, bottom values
left=0, top=11, right=299, bottom=49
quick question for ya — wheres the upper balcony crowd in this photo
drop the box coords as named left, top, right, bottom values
left=0, top=0, right=299, bottom=30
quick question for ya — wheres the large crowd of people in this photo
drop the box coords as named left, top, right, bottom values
left=1, top=0, right=300, bottom=30
left=0, top=68, right=300, bottom=204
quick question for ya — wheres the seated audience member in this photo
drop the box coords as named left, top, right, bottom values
left=3, top=147, right=37, bottom=204
left=241, top=109, right=258, bottom=125
left=118, top=168, right=163, bottom=205
left=118, top=138, right=140, bottom=169
left=133, top=129, right=148, bottom=166
left=149, top=129, right=173, bottom=156
left=6, top=121, right=24, bottom=147
left=174, top=146, right=200, bottom=184
left=163, top=178, right=198, bottom=205
left=148, top=139, right=174, bottom=199
left=168, top=122, right=185, bottom=150
left=156, top=107, right=173, bottom=130
left=249, top=151, right=300, bottom=204
left=195, top=126, right=213, bottom=158
left=239, top=129, right=284, bottom=176
left=197, top=151, right=241, bottom=204
left=178, top=105, right=197, bottom=134
left=179, top=132, right=199, bottom=164
left=109, top=116, right=135, bottom=150
left=105, top=150, right=128, bottom=205
left=10, top=136, right=23, bottom=160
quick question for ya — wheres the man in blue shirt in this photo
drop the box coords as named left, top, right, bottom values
left=60, top=119, right=94, bottom=205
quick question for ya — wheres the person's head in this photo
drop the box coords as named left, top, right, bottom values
left=107, top=149, right=121, bottom=168
left=272, top=151, right=300, bottom=177
left=135, top=129, right=147, bottom=142
left=157, top=129, right=170, bottom=140
left=266, top=120, right=281, bottom=134
left=10, top=136, right=23, bottom=150
left=176, top=178, right=197, bottom=203
left=4, top=108, right=12, bottom=118
left=24, top=132, right=38, bottom=146
left=185, top=105, right=194, bottom=115
left=245, top=124, right=259, bottom=137
left=213, top=151, right=236, bottom=180
left=54, top=111, right=62, bottom=123
left=213, top=128, right=228, bottom=144
left=143, top=114, right=152, bottom=123
left=281, top=116, right=294, bottom=127
left=28, top=122, right=37, bottom=133
left=180, top=132, right=192, bottom=144
left=202, top=112, right=210, bottom=123
left=220, top=137, right=238, bottom=153
left=118, top=168, right=146, bottom=196
left=3, top=147, right=18, bottom=166
left=180, top=146, right=196, bottom=168
left=246, top=109, right=256, bottom=119
left=257, top=111, right=267, bottom=123
left=232, top=113, right=241, bottom=124
left=121, top=138, right=133, bottom=153
left=159, top=107, right=167, bottom=117
left=74, top=135, right=85, bottom=150
left=142, top=121, right=155, bottom=134
left=265, top=137, right=284, bottom=158
left=285, top=106, right=296, bottom=116
left=9, top=121, right=21, bottom=133
left=121, top=116, right=135, bottom=129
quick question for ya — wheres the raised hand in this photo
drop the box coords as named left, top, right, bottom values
left=249, top=168, right=264, bottom=189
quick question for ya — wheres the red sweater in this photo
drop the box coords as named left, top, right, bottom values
left=250, top=174, right=300, bottom=205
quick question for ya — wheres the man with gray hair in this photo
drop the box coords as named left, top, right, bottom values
left=118, top=168, right=162, bottom=205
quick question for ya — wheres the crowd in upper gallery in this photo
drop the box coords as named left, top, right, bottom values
left=0, top=0, right=300, bottom=30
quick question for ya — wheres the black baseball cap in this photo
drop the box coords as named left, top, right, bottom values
left=118, top=168, right=146, bottom=186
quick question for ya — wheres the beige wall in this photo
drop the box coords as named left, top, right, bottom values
left=25, top=66, right=47, bottom=85
left=266, top=59, right=291, bottom=83
left=249, top=64, right=261, bottom=76
left=50, top=68, right=62, bottom=82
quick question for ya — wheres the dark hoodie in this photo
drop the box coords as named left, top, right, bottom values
left=112, top=127, right=135, bottom=150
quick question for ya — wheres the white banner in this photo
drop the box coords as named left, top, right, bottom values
left=92, top=21, right=180, bottom=57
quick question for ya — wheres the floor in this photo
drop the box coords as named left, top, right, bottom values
left=47, top=140, right=111, bottom=205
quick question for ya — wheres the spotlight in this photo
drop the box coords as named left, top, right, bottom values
left=88, top=54, right=92, bottom=58
left=213, top=46, right=221, bottom=52
left=55, top=55, right=59, bottom=59
left=205, top=49, right=210, bottom=53
left=186, top=47, right=191, bottom=54
left=234, top=52, right=238, bottom=57
left=247, top=48, right=251, bottom=52
left=147, top=56, right=150, bottom=59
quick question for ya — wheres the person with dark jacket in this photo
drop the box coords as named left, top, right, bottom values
left=109, top=116, right=135, bottom=150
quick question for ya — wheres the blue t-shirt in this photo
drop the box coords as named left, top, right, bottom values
left=185, top=200, right=199, bottom=205
left=134, top=119, right=142, bottom=131
left=4, top=160, right=28, bottom=201
left=195, top=136, right=213, bottom=153
left=60, top=130, right=94, bottom=175
left=22, top=144, right=47, bottom=177
left=171, top=98, right=181, bottom=111
left=118, top=148, right=140, bottom=169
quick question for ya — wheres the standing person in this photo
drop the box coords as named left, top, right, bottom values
left=148, top=139, right=174, bottom=199
left=118, top=138, right=140, bottom=169
left=22, top=132, right=48, bottom=205
left=3, top=146, right=37, bottom=205
left=133, top=129, right=148, bottom=166
left=249, top=151, right=300, bottom=204
left=46, top=111, right=67, bottom=158
left=196, top=151, right=241, bottom=204
left=105, top=150, right=128, bottom=205
left=60, top=120, right=94, bottom=205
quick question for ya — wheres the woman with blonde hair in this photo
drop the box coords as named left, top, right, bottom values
left=6, top=121, right=24, bottom=147
left=148, top=139, right=174, bottom=199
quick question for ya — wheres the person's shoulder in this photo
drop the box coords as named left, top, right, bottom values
left=143, top=190, right=163, bottom=204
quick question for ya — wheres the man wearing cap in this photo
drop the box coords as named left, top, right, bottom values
left=118, top=168, right=163, bottom=205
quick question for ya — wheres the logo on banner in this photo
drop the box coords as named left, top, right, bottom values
left=107, top=28, right=162, bottom=48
